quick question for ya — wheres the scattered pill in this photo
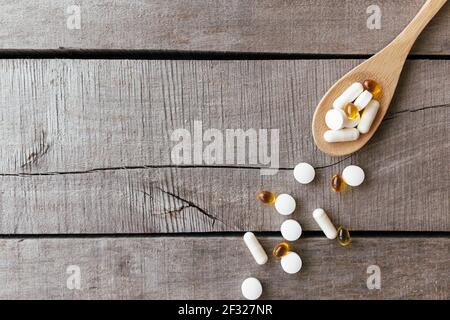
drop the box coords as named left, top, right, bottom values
left=293, top=162, right=315, bottom=184
left=272, top=242, right=290, bottom=259
left=357, top=99, right=380, bottom=134
left=342, top=165, right=365, bottom=187
left=257, top=190, right=276, bottom=205
left=354, top=90, right=373, bottom=111
left=337, top=226, right=352, bottom=246
left=312, top=208, right=337, bottom=240
left=343, top=102, right=360, bottom=120
left=274, top=194, right=296, bottom=216
left=325, top=109, right=346, bottom=130
left=280, top=219, right=302, bottom=241
left=280, top=252, right=302, bottom=274
left=330, top=174, right=347, bottom=192
left=324, top=128, right=360, bottom=143
left=243, top=232, right=268, bottom=265
left=241, top=277, right=263, bottom=300
left=363, top=79, right=382, bottom=100
left=333, top=82, right=364, bottom=109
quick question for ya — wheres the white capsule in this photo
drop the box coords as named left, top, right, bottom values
left=324, top=128, right=359, bottom=143
left=280, top=219, right=302, bottom=241
left=274, top=194, right=296, bottom=216
left=325, top=109, right=346, bottom=130
left=342, top=165, right=365, bottom=187
left=243, top=232, right=268, bottom=265
left=357, top=100, right=380, bottom=134
left=354, top=90, right=373, bottom=111
left=333, top=82, right=364, bottom=109
left=312, top=208, right=337, bottom=239
left=293, top=162, right=315, bottom=184
left=280, top=252, right=302, bottom=274
left=241, top=277, right=263, bottom=300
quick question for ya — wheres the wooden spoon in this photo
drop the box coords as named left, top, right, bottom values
left=312, top=0, right=447, bottom=156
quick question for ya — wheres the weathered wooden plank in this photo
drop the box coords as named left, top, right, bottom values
left=0, top=59, right=448, bottom=173
left=0, top=236, right=447, bottom=299
left=0, top=59, right=448, bottom=233
left=1, top=0, right=449, bottom=54
left=1, top=154, right=449, bottom=233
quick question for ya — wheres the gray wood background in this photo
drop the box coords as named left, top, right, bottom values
left=0, top=0, right=448, bottom=299
left=0, top=237, right=448, bottom=299
left=1, top=0, right=450, bottom=54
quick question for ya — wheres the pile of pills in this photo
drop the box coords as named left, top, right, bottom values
left=241, top=162, right=365, bottom=299
left=240, top=160, right=368, bottom=299
left=324, top=80, right=381, bottom=142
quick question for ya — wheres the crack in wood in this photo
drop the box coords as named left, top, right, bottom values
left=384, top=103, right=449, bottom=121
left=155, top=187, right=223, bottom=228
left=0, top=104, right=445, bottom=177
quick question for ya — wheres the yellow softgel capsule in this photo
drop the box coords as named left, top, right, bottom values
left=363, top=79, right=382, bottom=100
left=272, top=242, right=290, bottom=259
left=337, top=226, right=351, bottom=246
left=257, top=190, right=276, bottom=205
left=330, top=174, right=347, bottom=192
left=343, top=102, right=360, bottom=120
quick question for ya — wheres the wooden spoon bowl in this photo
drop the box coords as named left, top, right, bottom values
left=312, top=0, right=447, bottom=157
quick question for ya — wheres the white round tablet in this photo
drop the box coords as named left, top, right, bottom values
left=280, top=252, right=302, bottom=274
left=293, top=162, right=315, bottom=184
left=280, top=219, right=302, bottom=241
left=342, top=165, right=365, bottom=187
left=241, top=277, right=263, bottom=300
left=274, top=194, right=296, bottom=216
left=325, top=109, right=345, bottom=130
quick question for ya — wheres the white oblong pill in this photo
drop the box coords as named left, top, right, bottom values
left=280, top=252, right=302, bottom=274
left=342, top=165, right=365, bottom=187
left=280, top=219, right=302, bottom=241
left=274, top=194, right=296, bottom=216
left=323, top=128, right=359, bottom=143
left=333, top=82, right=364, bottom=109
left=241, top=277, right=263, bottom=300
left=325, top=109, right=345, bottom=130
left=357, top=100, right=380, bottom=134
left=312, top=208, right=337, bottom=239
left=243, top=232, right=268, bottom=265
left=293, top=162, right=315, bottom=184
left=354, top=90, right=373, bottom=111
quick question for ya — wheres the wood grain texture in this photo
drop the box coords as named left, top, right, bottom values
left=1, top=0, right=449, bottom=54
left=0, top=236, right=448, bottom=299
left=0, top=59, right=448, bottom=233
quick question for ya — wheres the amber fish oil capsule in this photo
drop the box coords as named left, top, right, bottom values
left=337, top=226, right=352, bottom=246
left=330, top=174, right=347, bottom=192
left=272, top=242, right=290, bottom=259
left=343, top=102, right=359, bottom=120
left=257, top=190, right=276, bottom=205
left=363, top=79, right=382, bottom=100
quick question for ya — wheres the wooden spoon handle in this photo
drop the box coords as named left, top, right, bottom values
left=395, top=0, right=447, bottom=47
